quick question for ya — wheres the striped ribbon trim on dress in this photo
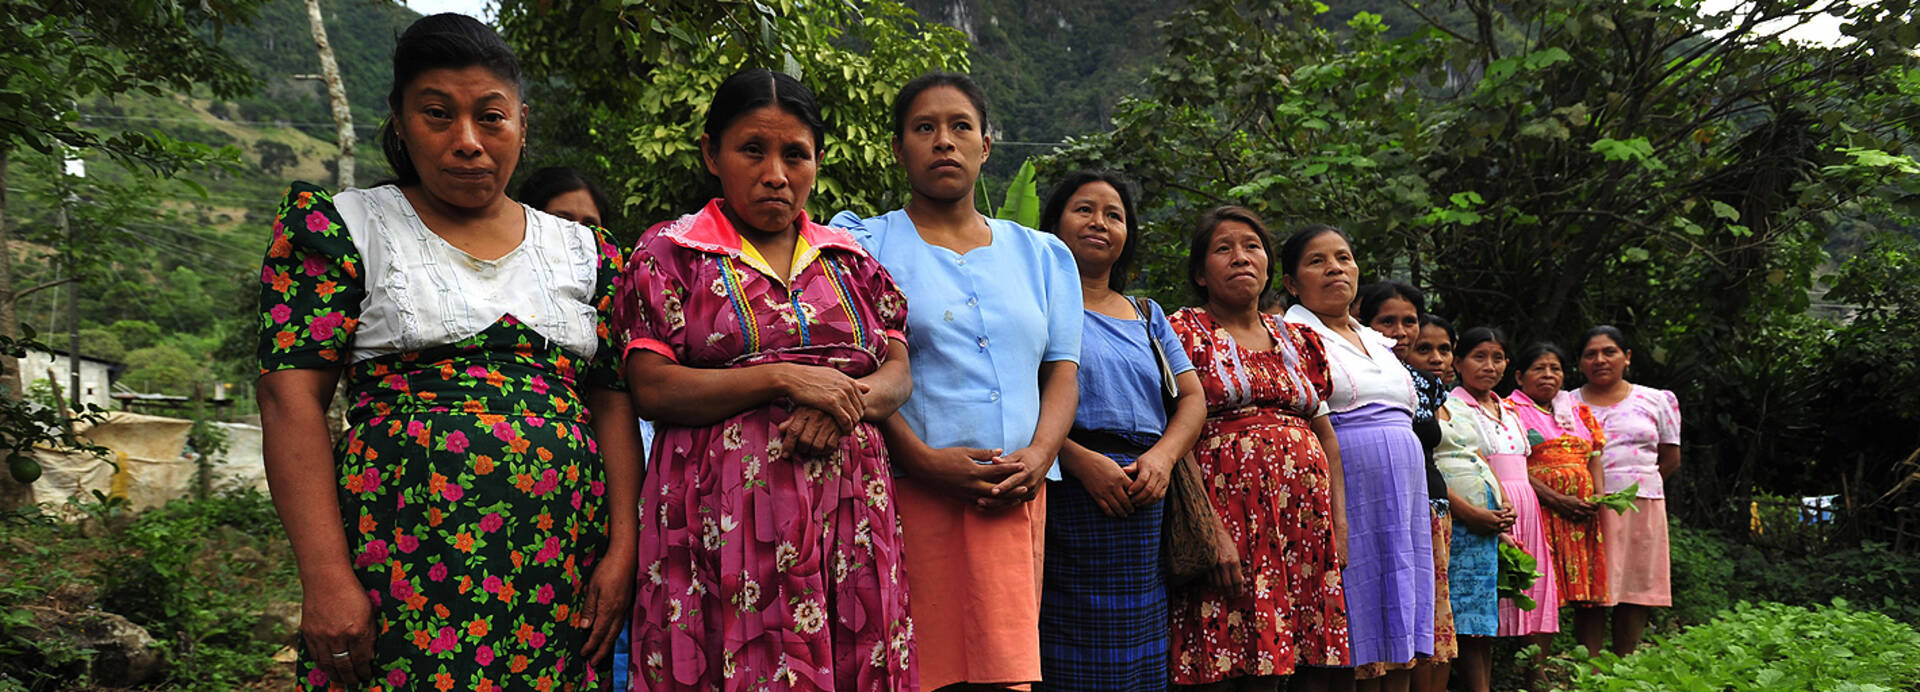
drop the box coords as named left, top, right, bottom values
left=716, top=256, right=761, bottom=353
left=820, top=256, right=867, bottom=351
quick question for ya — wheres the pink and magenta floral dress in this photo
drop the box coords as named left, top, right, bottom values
left=258, top=182, right=627, bottom=691
left=614, top=201, right=915, bottom=691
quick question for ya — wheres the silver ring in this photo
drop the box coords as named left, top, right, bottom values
left=330, top=651, right=350, bottom=659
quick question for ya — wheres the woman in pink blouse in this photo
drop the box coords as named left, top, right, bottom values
left=1570, top=325, right=1681, bottom=656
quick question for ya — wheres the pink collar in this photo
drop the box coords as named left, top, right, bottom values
left=661, top=199, right=863, bottom=257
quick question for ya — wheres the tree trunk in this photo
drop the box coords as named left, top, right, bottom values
left=305, top=0, right=355, bottom=189
left=1, top=145, right=35, bottom=511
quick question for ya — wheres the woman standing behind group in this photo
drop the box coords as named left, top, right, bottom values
left=1573, top=326, right=1681, bottom=656
left=1509, top=343, right=1610, bottom=657
left=1036, top=171, right=1206, bottom=691
left=1357, top=283, right=1456, bottom=692
left=833, top=71, right=1083, bottom=691
left=1167, top=207, right=1349, bottom=692
left=1282, top=227, right=1434, bottom=691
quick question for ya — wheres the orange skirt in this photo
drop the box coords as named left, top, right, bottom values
left=1527, top=447, right=1609, bottom=605
left=896, top=475, right=1047, bottom=689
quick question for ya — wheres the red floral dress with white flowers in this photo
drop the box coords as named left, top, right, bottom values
left=614, top=201, right=915, bottom=691
left=258, top=182, right=626, bottom=692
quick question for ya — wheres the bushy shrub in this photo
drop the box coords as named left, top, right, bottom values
left=1571, top=600, right=1920, bottom=691
left=1668, top=523, right=1920, bottom=628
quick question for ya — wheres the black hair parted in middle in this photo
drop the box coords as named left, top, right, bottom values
left=890, top=71, right=990, bottom=139
left=381, top=12, right=524, bottom=186
left=704, top=68, right=826, bottom=151
left=1514, top=341, right=1572, bottom=374
left=1040, top=170, right=1140, bottom=292
left=1357, top=281, right=1425, bottom=323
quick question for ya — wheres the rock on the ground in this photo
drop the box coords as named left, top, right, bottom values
left=17, top=607, right=166, bottom=687
left=251, top=600, right=302, bottom=646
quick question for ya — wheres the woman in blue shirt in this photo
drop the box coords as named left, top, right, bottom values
left=831, top=71, right=1082, bottom=691
left=1034, top=170, right=1206, bottom=691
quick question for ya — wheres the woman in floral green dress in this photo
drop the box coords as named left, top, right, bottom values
left=255, top=14, right=643, bottom=691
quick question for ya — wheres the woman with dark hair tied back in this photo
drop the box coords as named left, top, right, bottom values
left=613, top=67, right=917, bottom=689
left=1357, top=282, right=1456, bottom=692
left=1035, top=171, right=1206, bottom=691
left=833, top=71, right=1083, bottom=690
left=1167, top=206, right=1350, bottom=691
left=1571, top=326, right=1681, bottom=656
left=1430, top=326, right=1514, bottom=692
left=255, top=14, right=643, bottom=690
left=1507, top=341, right=1609, bottom=659
left=1447, top=328, right=1559, bottom=685
left=1280, top=226, right=1434, bottom=691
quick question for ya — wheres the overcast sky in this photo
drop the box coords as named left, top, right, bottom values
left=399, top=0, right=1843, bottom=45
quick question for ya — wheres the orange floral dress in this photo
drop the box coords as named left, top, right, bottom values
left=1167, top=308, right=1349, bottom=682
left=1510, top=391, right=1610, bottom=605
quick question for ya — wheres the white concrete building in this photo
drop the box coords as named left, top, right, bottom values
left=18, top=348, right=122, bottom=410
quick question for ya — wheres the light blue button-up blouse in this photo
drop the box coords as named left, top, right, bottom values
left=830, top=209, right=1083, bottom=480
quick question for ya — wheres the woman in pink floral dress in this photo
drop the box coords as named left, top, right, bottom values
left=614, top=69, right=916, bottom=690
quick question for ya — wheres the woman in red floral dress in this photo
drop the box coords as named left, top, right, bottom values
left=1167, top=207, right=1350, bottom=691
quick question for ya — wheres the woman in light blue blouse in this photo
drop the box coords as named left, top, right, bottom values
left=830, top=71, right=1082, bottom=691
left=1034, top=171, right=1206, bottom=691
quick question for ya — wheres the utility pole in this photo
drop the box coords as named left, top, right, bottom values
left=299, top=0, right=355, bottom=189
left=58, top=152, right=83, bottom=411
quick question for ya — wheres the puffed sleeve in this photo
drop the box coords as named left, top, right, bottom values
left=611, top=234, right=690, bottom=365
left=1292, top=322, right=1335, bottom=417
left=1037, top=232, right=1084, bottom=364
left=1146, top=299, right=1195, bottom=376
left=257, top=182, right=365, bottom=373
left=585, top=226, right=630, bottom=391
left=827, top=210, right=877, bottom=252
left=846, top=251, right=910, bottom=348
left=1655, top=388, right=1681, bottom=445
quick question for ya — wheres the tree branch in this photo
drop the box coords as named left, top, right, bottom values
left=4, top=276, right=80, bottom=306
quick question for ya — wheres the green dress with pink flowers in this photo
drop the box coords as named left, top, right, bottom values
left=257, top=182, right=626, bottom=692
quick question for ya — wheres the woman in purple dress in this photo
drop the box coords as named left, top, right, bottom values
left=1280, top=226, right=1433, bottom=692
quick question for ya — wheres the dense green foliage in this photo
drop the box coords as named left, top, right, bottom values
left=500, top=0, right=970, bottom=237
left=0, top=490, right=300, bottom=689
left=1044, top=0, right=1920, bottom=529
left=1570, top=600, right=1920, bottom=691
left=1669, top=522, right=1920, bottom=628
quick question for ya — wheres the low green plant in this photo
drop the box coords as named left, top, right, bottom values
left=1570, top=600, right=1920, bottom=691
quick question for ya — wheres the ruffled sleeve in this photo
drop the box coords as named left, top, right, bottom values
left=611, top=233, right=690, bottom=366
left=1292, top=322, right=1335, bottom=418
left=585, top=226, right=630, bottom=391
left=843, top=251, right=910, bottom=348
left=257, top=182, right=365, bottom=373
left=1654, top=388, right=1681, bottom=445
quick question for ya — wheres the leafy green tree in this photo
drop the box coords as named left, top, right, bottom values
left=498, top=0, right=971, bottom=234
left=1046, top=0, right=1920, bottom=524
left=120, top=345, right=211, bottom=397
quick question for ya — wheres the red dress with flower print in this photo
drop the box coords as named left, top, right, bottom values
left=614, top=201, right=915, bottom=691
left=1167, top=307, right=1351, bottom=682
left=258, top=183, right=627, bottom=692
